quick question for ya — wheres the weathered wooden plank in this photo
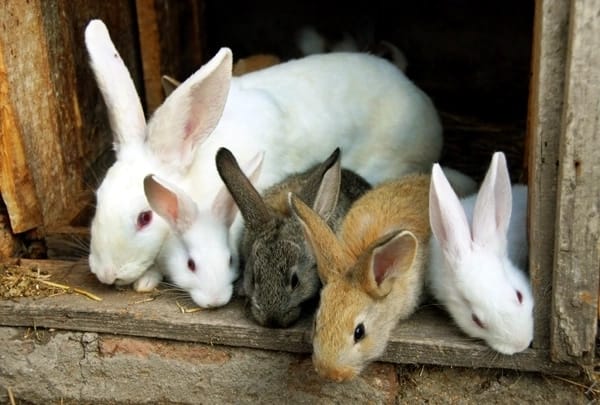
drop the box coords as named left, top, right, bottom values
left=135, top=0, right=162, bottom=113
left=526, top=0, right=570, bottom=349
left=135, top=0, right=205, bottom=114
left=0, top=259, right=578, bottom=375
left=0, top=1, right=141, bottom=233
left=0, top=5, right=45, bottom=233
left=0, top=0, right=83, bottom=231
left=550, top=0, right=600, bottom=365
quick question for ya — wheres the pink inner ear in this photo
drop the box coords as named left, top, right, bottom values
left=146, top=177, right=180, bottom=223
left=373, top=248, right=396, bottom=286
left=184, top=119, right=196, bottom=142
left=165, top=198, right=179, bottom=223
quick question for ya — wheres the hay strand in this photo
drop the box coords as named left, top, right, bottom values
left=175, top=300, right=203, bottom=313
left=0, top=263, right=102, bottom=301
left=7, top=387, right=16, bottom=405
left=37, top=279, right=102, bottom=302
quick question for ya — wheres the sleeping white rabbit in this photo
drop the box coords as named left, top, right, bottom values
left=84, top=19, right=443, bottom=291
left=427, top=151, right=533, bottom=355
left=140, top=152, right=263, bottom=307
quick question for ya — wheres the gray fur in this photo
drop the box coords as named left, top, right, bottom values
left=216, top=148, right=370, bottom=327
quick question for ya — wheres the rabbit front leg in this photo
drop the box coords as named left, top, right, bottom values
left=133, top=265, right=163, bottom=292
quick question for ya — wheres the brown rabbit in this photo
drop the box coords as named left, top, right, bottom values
left=289, top=174, right=431, bottom=382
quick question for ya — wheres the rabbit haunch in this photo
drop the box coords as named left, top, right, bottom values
left=84, top=19, right=442, bottom=290
left=290, top=174, right=431, bottom=382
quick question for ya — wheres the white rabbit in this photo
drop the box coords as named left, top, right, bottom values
left=427, top=151, right=533, bottom=355
left=84, top=19, right=442, bottom=290
left=141, top=152, right=263, bottom=307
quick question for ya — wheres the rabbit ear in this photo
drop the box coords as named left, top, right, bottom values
left=212, top=151, right=264, bottom=228
left=161, top=75, right=180, bottom=97
left=85, top=20, right=146, bottom=155
left=472, top=152, right=512, bottom=249
left=288, top=193, right=351, bottom=284
left=216, top=148, right=272, bottom=228
left=360, top=230, right=418, bottom=298
left=297, top=148, right=342, bottom=220
left=146, top=48, right=233, bottom=171
left=429, top=164, right=472, bottom=261
left=143, top=175, right=197, bottom=233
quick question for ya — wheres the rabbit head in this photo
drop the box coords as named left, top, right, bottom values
left=290, top=194, right=421, bottom=382
left=216, top=147, right=366, bottom=327
left=85, top=20, right=233, bottom=289
left=143, top=156, right=256, bottom=308
left=428, top=152, right=533, bottom=355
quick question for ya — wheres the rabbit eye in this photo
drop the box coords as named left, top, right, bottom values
left=290, top=273, right=299, bottom=290
left=187, top=259, right=196, bottom=272
left=353, top=323, right=365, bottom=343
left=472, top=314, right=485, bottom=329
left=516, top=290, right=523, bottom=304
left=136, top=210, right=153, bottom=229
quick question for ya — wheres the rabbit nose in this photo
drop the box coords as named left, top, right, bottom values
left=313, top=361, right=355, bottom=382
left=516, top=338, right=533, bottom=353
left=205, top=295, right=229, bottom=309
left=94, top=268, right=117, bottom=285
left=262, top=316, right=285, bottom=328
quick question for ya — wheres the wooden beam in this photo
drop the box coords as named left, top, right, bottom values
left=134, top=0, right=205, bottom=114
left=550, top=0, right=600, bottom=365
left=0, top=259, right=579, bottom=375
left=0, top=2, right=46, bottom=233
left=526, top=0, right=570, bottom=350
left=135, top=0, right=162, bottom=113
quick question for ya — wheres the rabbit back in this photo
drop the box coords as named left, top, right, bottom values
left=185, top=51, right=441, bottom=207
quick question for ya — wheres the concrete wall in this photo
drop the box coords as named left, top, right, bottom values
left=0, top=327, right=398, bottom=404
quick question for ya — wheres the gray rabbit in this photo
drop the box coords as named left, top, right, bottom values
left=216, top=147, right=371, bottom=327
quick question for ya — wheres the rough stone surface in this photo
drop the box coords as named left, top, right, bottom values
left=0, top=327, right=588, bottom=404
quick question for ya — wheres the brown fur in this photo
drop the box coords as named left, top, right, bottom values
left=217, top=147, right=371, bottom=327
left=291, top=174, right=431, bottom=381
left=232, top=54, right=281, bottom=76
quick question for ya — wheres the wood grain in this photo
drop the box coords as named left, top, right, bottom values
left=526, top=0, right=570, bottom=350
left=0, top=1, right=141, bottom=233
left=0, top=2, right=46, bottom=233
left=0, top=259, right=579, bottom=375
left=550, top=0, right=600, bottom=365
left=135, top=0, right=205, bottom=114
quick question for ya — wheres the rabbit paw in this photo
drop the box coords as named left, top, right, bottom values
left=133, top=268, right=163, bottom=292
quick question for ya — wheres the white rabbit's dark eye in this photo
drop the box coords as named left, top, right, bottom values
left=472, top=314, right=484, bottom=329
left=187, top=259, right=196, bottom=272
left=290, top=273, right=299, bottom=290
left=516, top=290, right=523, bottom=303
left=136, top=210, right=153, bottom=229
left=517, top=290, right=523, bottom=304
left=354, top=323, right=365, bottom=343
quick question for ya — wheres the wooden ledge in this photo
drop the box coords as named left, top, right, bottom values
left=0, top=259, right=579, bottom=376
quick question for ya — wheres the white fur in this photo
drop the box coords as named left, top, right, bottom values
left=143, top=153, right=263, bottom=307
left=427, top=152, right=533, bottom=355
left=85, top=19, right=442, bottom=289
